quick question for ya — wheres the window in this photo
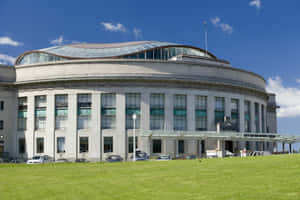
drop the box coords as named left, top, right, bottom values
left=101, top=93, right=116, bottom=129
left=231, top=99, right=239, bottom=131
left=55, top=95, right=68, bottom=129
left=261, top=105, right=265, bottom=133
left=36, top=138, right=44, bottom=153
left=0, top=120, right=3, bottom=130
left=80, top=137, right=88, bottom=153
left=150, top=94, right=164, bottom=130
left=215, top=97, right=225, bottom=125
left=195, top=96, right=207, bottom=131
left=57, top=137, right=65, bottom=153
left=126, top=93, right=141, bottom=129
left=244, top=101, right=251, bottom=132
left=255, top=103, right=260, bottom=133
left=35, top=96, right=46, bottom=130
left=19, top=138, right=26, bottom=154
left=174, top=95, right=187, bottom=130
left=246, top=141, right=250, bottom=150
left=152, top=139, right=161, bottom=153
left=77, top=94, right=91, bottom=130
left=18, top=97, right=27, bottom=130
left=104, top=137, right=113, bottom=153
left=128, top=136, right=138, bottom=153
left=178, top=140, right=185, bottom=154
left=0, top=101, right=3, bottom=110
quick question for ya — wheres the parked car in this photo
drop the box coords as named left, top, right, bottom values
left=131, top=151, right=149, bottom=161
left=26, top=155, right=51, bottom=164
left=156, top=155, right=171, bottom=161
left=106, top=155, right=123, bottom=162
left=55, top=158, right=70, bottom=163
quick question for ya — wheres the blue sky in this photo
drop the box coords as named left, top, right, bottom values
left=1, top=0, right=300, bottom=144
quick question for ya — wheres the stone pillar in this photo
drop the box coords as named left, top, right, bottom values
left=225, top=97, right=231, bottom=118
left=250, top=101, right=255, bottom=133
left=26, top=96, right=35, bottom=158
left=68, top=94, right=77, bottom=161
left=187, top=94, right=195, bottom=131
left=116, top=93, right=126, bottom=159
left=46, top=94, right=55, bottom=160
left=91, top=93, right=101, bottom=161
left=141, top=92, right=150, bottom=130
left=207, top=95, right=215, bottom=131
left=165, top=93, right=173, bottom=131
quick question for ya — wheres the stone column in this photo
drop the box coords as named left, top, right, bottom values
left=68, top=93, right=77, bottom=161
left=116, top=93, right=126, bottom=159
left=165, top=93, right=173, bottom=131
left=207, top=95, right=215, bottom=131
left=26, top=95, right=35, bottom=158
left=46, top=94, right=55, bottom=160
left=187, top=94, right=195, bottom=131
left=141, top=92, right=150, bottom=130
left=91, top=93, right=101, bottom=161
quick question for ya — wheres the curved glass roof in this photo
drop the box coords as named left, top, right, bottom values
left=16, top=41, right=217, bottom=65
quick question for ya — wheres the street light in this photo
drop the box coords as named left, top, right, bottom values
left=132, top=113, right=137, bottom=162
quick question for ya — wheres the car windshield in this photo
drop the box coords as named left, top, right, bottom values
left=32, top=156, right=41, bottom=159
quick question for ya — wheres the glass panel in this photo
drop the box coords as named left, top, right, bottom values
left=55, top=109, right=68, bottom=116
left=174, top=109, right=187, bottom=116
left=78, top=108, right=91, bottom=116
left=104, top=137, right=113, bottom=153
left=195, top=110, right=207, bottom=117
left=102, top=108, right=116, bottom=115
left=150, top=108, right=164, bottom=116
left=126, top=108, right=141, bottom=115
left=18, top=111, right=27, bottom=118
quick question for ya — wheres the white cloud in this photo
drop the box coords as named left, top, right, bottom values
left=0, top=36, right=23, bottom=46
left=210, top=17, right=233, bottom=34
left=267, top=76, right=300, bottom=118
left=0, top=54, right=16, bottom=65
left=133, top=28, right=142, bottom=40
left=249, top=0, right=261, bottom=10
left=50, top=35, right=64, bottom=45
left=101, top=22, right=126, bottom=32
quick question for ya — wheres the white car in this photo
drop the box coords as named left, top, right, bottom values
left=26, top=156, right=49, bottom=164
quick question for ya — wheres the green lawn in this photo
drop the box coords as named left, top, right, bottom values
left=1, top=155, right=300, bottom=200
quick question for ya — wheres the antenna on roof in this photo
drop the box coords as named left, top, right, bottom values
left=204, top=20, right=208, bottom=56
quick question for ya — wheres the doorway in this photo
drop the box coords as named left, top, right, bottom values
left=225, top=141, right=233, bottom=152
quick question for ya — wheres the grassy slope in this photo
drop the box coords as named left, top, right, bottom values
left=1, top=155, right=300, bottom=200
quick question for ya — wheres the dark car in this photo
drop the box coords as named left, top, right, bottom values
left=106, top=155, right=123, bottom=162
left=131, top=151, right=149, bottom=161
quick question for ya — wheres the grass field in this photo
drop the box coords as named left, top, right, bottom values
left=1, top=155, right=300, bottom=200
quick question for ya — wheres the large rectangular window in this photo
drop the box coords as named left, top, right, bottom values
left=79, top=137, right=88, bottom=153
left=244, top=101, right=251, bottom=132
left=126, top=93, right=141, bottom=129
left=101, top=93, right=116, bottom=129
left=18, top=97, right=27, bottom=130
left=0, top=101, right=4, bottom=110
left=57, top=137, right=65, bottom=153
left=77, top=94, right=91, bottom=130
left=261, top=105, right=265, bottom=133
left=150, top=94, right=165, bottom=130
left=104, top=137, right=113, bottom=153
left=178, top=140, right=184, bottom=154
left=0, top=120, right=3, bottom=130
left=195, top=95, right=207, bottom=131
left=18, top=138, right=26, bottom=154
left=231, top=99, right=239, bottom=131
left=128, top=136, right=138, bottom=153
left=55, top=95, right=68, bottom=129
left=215, top=97, right=225, bottom=125
left=35, top=96, right=46, bottom=130
left=36, top=138, right=44, bottom=153
left=174, top=95, right=187, bottom=130
left=255, top=103, right=260, bottom=133
left=152, top=139, right=161, bottom=153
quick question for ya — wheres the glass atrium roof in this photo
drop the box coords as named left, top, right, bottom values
left=16, top=41, right=217, bottom=65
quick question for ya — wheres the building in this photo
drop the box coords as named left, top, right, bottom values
left=0, top=41, right=288, bottom=161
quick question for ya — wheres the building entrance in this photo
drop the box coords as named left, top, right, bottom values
left=225, top=141, right=233, bottom=152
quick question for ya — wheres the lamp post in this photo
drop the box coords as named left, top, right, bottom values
left=132, top=113, right=137, bottom=162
